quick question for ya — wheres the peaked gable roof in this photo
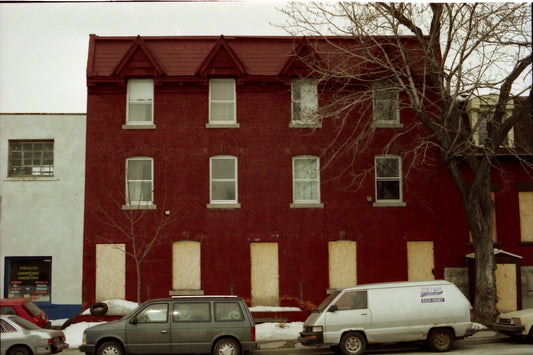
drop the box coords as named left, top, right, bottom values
left=112, top=35, right=166, bottom=77
left=279, top=37, right=320, bottom=76
left=196, top=35, right=248, bottom=76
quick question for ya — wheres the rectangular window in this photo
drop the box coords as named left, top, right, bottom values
left=210, top=156, right=238, bottom=204
left=125, top=157, right=153, bottom=206
left=291, top=79, right=318, bottom=126
left=127, top=79, right=153, bottom=124
left=5, top=257, right=52, bottom=302
left=8, top=140, right=54, bottom=177
left=209, top=79, right=236, bottom=125
left=173, top=302, right=210, bottom=322
left=518, top=191, right=532, bottom=242
left=214, top=302, right=244, bottom=322
left=467, top=96, right=514, bottom=147
left=373, top=79, right=401, bottom=127
left=292, top=156, right=321, bottom=205
left=374, top=155, right=405, bottom=206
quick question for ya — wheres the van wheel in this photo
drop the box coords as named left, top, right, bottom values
left=213, top=338, right=240, bottom=355
left=97, top=341, right=124, bottom=355
left=339, top=332, right=366, bottom=355
left=428, top=328, right=454, bottom=352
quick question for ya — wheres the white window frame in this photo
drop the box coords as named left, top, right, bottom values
left=372, top=79, right=402, bottom=128
left=466, top=95, right=515, bottom=148
left=124, top=156, right=156, bottom=210
left=125, top=79, right=155, bottom=129
left=290, top=78, right=320, bottom=128
left=207, top=79, right=238, bottom=128
left=208, top=155, right=240, bottom=208
left=374, top=155, right=405, bottom=207
left=291, top=155, right=323, bottom=208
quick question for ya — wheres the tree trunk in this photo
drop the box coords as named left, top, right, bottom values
left=136, top=261, right=142, bottom=305
left=464, top=164, right=499, bottom=325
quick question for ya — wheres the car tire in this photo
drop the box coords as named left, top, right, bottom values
left=213, top=337, right=240, bottom=355
left=97, top=341, right=124, bottom=355
left=339, top=332, right=366, bottom=355
left=90, top=302, right=109, bottom=316
left=428, top=328, right=454, bottom=352
left=8, top=346, right=31, bottom=355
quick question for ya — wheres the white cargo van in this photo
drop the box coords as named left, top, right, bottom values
left=298, top=280, right=475, bottom=354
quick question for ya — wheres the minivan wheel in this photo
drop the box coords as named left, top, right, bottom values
left=428, top=328, right=454, bottom=352
left=97, top=341, right=124, bottom=355
left=339, top=332, right=366, bottom=355
left=213, top=338, right=240, bottom=355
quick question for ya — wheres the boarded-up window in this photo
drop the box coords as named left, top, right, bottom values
left=519, top=192, right=533, bottom=242
left=96, top=244, right=125, bottom=301
left=407, top=241, right=435, bottom=281
left=172, top=241, right=201, bottom=291
left=329, top=241, right=357, bottom=289
left=250, top=243, right=279, bottom=307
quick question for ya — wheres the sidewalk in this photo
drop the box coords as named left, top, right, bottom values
left=256, top=330, right=506, bottom=350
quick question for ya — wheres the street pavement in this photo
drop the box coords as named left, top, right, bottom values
left=62, top=330, right=531, bottom=354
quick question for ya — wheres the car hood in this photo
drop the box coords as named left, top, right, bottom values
left=85, top=318, right=127, bottom=332
left=499, top=308, right=533, bottom=318
left=23, top=328, right=65, bottom=339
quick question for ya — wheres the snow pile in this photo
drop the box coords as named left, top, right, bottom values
left=256, top=322, right=303, bottom=341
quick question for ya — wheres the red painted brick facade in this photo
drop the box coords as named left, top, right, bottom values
left=83, top=35, right=533, bottom=308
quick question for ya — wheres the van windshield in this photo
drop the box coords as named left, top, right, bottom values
left=314, top=291, right=341, bottom=313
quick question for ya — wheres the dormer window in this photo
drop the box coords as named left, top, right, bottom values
left=208, top=79, right=238, bottom=128
left=373, top=79, right=402, bottom=128
left=125, top=79, right=154, bottom=129
left=466, top=95, right=514, bottom=147
left=291, top=78, right=320, bottom=128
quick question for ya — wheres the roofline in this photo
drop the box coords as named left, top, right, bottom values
left=89, top=34, right=420, bottom=41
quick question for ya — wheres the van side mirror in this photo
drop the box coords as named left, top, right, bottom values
left=327, top=305, right=338, bottom=312
left=129, top=317, right=138, bottom=325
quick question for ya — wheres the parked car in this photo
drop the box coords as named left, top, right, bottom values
left=0, top=299, right=50, bottom=328
left=79, top=296, right=257, bottom=355
left=298, top=280, right=476, bottom=355
left=493, top=308, right=533, bottom=339
left=0, top=315, right=68, bottom=355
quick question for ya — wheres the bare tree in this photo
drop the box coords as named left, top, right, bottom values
left=280, top=2, right=532, bottom=324
left=92, top=160, right=175, bottom=304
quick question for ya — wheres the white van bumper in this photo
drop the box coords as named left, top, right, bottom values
left=298, top=330, right=324, bottom=346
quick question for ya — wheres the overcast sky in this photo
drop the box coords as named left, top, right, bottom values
left=0, top=1, right=289, bottom=113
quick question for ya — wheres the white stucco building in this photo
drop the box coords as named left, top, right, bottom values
left=0, top=113, right=86, bottom=318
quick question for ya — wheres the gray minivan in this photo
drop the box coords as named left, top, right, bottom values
left=79, top=296, right=256, bottom=355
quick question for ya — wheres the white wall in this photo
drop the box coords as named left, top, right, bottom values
left=0, top=113, right=86, bottom=306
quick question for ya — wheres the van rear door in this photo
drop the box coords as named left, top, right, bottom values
left=324, top=290, right=371, bottom=344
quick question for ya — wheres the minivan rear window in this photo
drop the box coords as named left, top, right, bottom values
left=214, top=302, right=244, bottom=321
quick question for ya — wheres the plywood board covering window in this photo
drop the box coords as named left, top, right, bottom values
left=96, top=244, right=125, bottom=302
left=407, top=241, right=435, bottom=281
left=172, top=241, right=201, bottom=290
left=250, top=242, right=279, bottom=307
left=329, top=241, right=357, bottom=289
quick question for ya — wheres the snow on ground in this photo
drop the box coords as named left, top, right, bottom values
left=52, top=299, right=304, bottom=348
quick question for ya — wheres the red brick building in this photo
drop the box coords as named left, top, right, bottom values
left=83, top=35, right=533, bottom=310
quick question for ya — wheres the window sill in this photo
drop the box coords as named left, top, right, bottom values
left=206, top=123, right=240, bottom=129
left=289, top=122, right=322, bottom=129
left=207, top=203, right=241, bottom=209
left=290, top=202, right=324, bottom=209
left=122, top=124, right=156, bottom=130
left=122, top=204, right=157, bottom=210
left=373, top=201, right=406, bottom=207
left=4, top=177, right=59, bottom=182
left=371, top=121, right=404, bottom=129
